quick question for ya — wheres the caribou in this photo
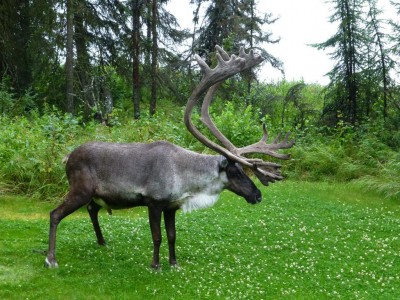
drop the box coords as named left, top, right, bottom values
left=45, top=46, right=294, bottom=269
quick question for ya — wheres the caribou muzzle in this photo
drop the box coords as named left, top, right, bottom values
left=246, top=189, right=262, bottom=204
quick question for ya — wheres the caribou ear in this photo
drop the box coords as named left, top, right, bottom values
left=219, top=157, right=229, bottom=169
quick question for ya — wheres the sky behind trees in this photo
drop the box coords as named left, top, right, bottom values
left=168, top=0, right=396, bottom=84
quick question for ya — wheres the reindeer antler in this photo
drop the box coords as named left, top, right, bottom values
left=184, top=45, right=294, bottom=185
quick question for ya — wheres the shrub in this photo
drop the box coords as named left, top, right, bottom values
left=0, top=100, right=398, bottom=202
left=287, top=125, right=400, bottom=199
left=0, top=108, right=93, bottom=199
left=210, top=102, right=263, bottom=147
left=354, top=153, right=400, bottom=199
left=0, top=106, right=202, bottom=201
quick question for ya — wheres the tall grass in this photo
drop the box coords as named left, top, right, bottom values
left=0, top=104, right=398, bottom=201
left=0, top=106, right=201, bottom=200
left=0, top=103, right=262, bottom=200
left=287, top=124, right=399, bottom=200
left=0, top=110, right=84, bottom=198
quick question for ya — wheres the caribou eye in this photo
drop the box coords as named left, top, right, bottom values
left=219, top=158, right=229, bottom=169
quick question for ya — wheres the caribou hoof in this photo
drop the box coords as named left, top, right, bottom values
left=45, top=257, right=59, bottom=268
left=150, top=263, right=161, bottom=271
left=169, top=260, right=178, bottom=268
left=170, top=263, right=179, bottom=269
left=94, top=238, right=107, bottom=247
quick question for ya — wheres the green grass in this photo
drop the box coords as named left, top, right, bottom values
left=1, top=181, right=400, bottom=299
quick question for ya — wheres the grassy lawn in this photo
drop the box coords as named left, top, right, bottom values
left=1, top=181, right=399, bottom=299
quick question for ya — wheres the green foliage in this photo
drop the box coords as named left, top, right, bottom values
left=0, top=78, right=14, bottom=115
left=287, top=121, right=399, bottom=200
left=210, top=102, right=262, bottom=147
left=355, top=158, right=400, bottom=199
left=0, top=108, right=92, bottom=199
left=221, top=80, right=325, bottom=132
left=0, top=83, right=398, bottom=202
left=0, top=77, right=37, bottom=116
left=1, top=182, right=400, bottom=299
left=0, top=103, right=207, bottom=200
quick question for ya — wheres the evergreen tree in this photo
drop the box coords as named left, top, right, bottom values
left=1, top=0, right=65, bottom=110
left=389, top=1, right=400, bottom=114
left=123, top=0, right=188, bottom=118
left=0, top=0, right=32, bottom=94
left=390, top=1, right=400, bottom=55
left=363, top=0, right=394, bottom=120
left=192, top=0, right=280, bottom=65
left=315, top=0, right=395, bottom=126
left=190, top=0, right=281, bottom=103
left=315, top=0, right=368, bottom=125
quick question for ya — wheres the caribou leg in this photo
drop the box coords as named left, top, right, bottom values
left=148, top=204, right=163, bottom=269
left=164, top=208, right=178, bottom=266
left=87, top=201, right=106, bottom=246
left=45, top=191, right=91, bottom=268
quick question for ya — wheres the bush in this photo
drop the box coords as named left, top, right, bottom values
left=0, top=105, right=204, bottom=201
left=0, top=77, right=38, bottom=116
left=354, top=153, right=400, bottom=199
left=287, top=125, right=400, bottom=199
left=210, top=102, right=263, bottom=147
left=0, top=108, right=93, bottom=199
left=0, top=100, right=398, bottom=202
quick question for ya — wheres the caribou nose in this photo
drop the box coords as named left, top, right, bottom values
left=250, top=190, right=262, bottom=204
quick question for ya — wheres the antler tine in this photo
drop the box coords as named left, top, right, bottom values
left=238, top=46, right=263, bottom=69
left=195, top=54, right=210, bottom=74
left=261, top=123, right=269, bottom=142
left=270, top=132, right=295, bottom=150
left=215, top=45, right=230, bottom=60
left=235, top=125, right=295, bottom=160
left=252, top=167, right=283, bottom=186
left=216, top=52, right=232, bottom=67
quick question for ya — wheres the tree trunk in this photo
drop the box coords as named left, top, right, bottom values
left=343, top=0, right=357, bottom=125
left=150, top=0, right=158, bottom=116
left=371, top=18, right=388, bottom=120
left=18, top=0, right=31, bottom=93
left=66, top=0, right=74, bottom=114
left=75, top=4, right=94, bottom=118
left=132, top=0, right=141, bottom=120
left=247, top=0, right=255, bottom=96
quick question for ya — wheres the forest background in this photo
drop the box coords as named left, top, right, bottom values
left=0, top=0, right=399, bottom=201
